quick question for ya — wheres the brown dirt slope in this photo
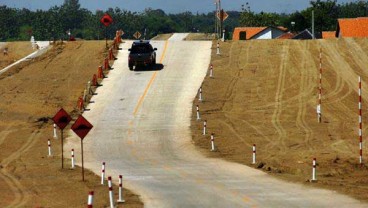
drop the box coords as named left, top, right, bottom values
left=0, top=41, right=143, bottom=207
left=185, top=33, right=216, bottom=40
left=192, top=38, right=368, bottom=201
left=0, top=42, right=35, bottom=69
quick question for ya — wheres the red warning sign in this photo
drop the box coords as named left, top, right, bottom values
left=52, top=108, right=72, bottom=130
left=71, top=115, right=93, bottom=140
left=100, top=13, right=113, bottom=27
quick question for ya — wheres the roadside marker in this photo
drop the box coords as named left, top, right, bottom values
left=211, top=133, right=215, bottom=151
left=209, top=64, right=214, bottom=77
left=78, top=97, right=85, bottom=112
left=312, top=158, right=317, bottom=181
left=108, top=176, right=115, bottom=208
left=317, top=47, right=322, bottom=123
left=97, top=66, right=104, bottom=79
left=48, top=139, right=52, bottom=157
left=104, top=58, right=111, bottom=70
left=198, top=87, right=203, bottom=101
left=87, top=81, right=92, bottom=95
left=203, top=120, right=207, bottom=135
left=53, top=123, right=58, bottom=139
left=92, top=74, right=98, bottom=87
left=101, top=162, right=106, bottom=185
left=87, top=191, right=94, bottom=208
left=252, top=144, right=256, bottom=164
left=216, top=42, right=220, bottom=55
left=196, top=105, right=201, bottom=120
left=359, top=76, right=363, bottom=165
left=117, top=175, right=125, bottom=203
left=83, top=89, right=87, bottom=102
left=71, top=149, right=75, bottom=169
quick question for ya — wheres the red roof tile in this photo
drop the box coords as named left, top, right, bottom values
left=233, top=27, right=267, bottom=40
left=277, top=32, right=294, bottom=39
left=338, top=17, right=368, bottom=37
left=322, top=31, right=336, bottom=39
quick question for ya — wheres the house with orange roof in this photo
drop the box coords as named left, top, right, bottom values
left=336, top=17, right=368, bottom=38
left=233, top=26, right=287, bottom=40
left=322, top=31, right=336, bottom=39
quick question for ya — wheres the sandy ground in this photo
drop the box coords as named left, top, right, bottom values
left=192, top=38, right=368, bottom=201
left=151, top=33, right=173, bottom=40
left=184, top=33, right=216, bottom=41
left=0, top=41, right=143, bottom=207
left=0, top=42, right=35, bottom=69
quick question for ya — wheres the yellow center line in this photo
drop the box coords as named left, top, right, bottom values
left=133, top=40, right=169, bottom=116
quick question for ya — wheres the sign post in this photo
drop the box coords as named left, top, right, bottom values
left=52, top=108, right=72, bottom=169
left=100, top=13, right=113, bottom=49
left=71, top=115, right=93, bottom=181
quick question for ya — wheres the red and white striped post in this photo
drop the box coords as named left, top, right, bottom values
left=209, top=64, right=213, bottom=78
left=198, top=87, right=203, bottom=101
left=53, top=123, right=57, bottom=139
left=252, top=144, right=256, bottom=164
left=48, top=139, right=52, bottom=156
left=87, top=191, right=94, bottom=208
left=71, top=149, right=75, bottom=169
left=359, top=76, right=363, bottom=165
left=203, top=120, right=207, bottom=135
left=117, top=175, right=125, bottom=203
left=312, top=158, right=317, bottom=181
left=216, top=42, right=220, bottom=55
left=108, top=176, right=115, bottom=208
left=210, top=133, right=215, bottom=151
left=196, top=105, right=201, bottom=120
left=101, top=162, right=106, bottom=185
left=318, top=48, right=322, bottom=123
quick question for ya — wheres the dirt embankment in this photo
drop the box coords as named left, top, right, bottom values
left=0, top=42, right=35, bottom=69
left=192, top=38, right=368, bottom=201
left=0, top=41, right=143, bottom=207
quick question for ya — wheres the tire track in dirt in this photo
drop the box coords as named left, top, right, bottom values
left=0, top=131, right=40, bottom=207
left=296, top=42, right=315, bottom=151
left=0, top=125, right=15, bottom=147
left=269, top=42, right=289, bottom=151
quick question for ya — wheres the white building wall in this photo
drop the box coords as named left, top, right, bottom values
left=251, top=28, right=286, bottom=40
left=252, top=28, right=272, bottom=39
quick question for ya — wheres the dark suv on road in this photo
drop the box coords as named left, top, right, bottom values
left=128, top=40, right=157, bottom=70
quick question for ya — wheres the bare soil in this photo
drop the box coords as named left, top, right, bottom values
left=192, top=38, right=368, bottom=201
left=0, top=40, right=143, bottom=207
left=151, top=33, right=173, bottom=40
left=0, top=42, right=35, bottom=69
left=185, top=33, right=215, bottom=41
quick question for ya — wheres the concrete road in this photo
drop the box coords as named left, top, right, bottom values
left=66, top=34, right=365, bottom=207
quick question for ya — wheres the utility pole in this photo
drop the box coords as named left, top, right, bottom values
left=218, top=0, right=222, bottom=39
left=214, top=1, right=219, bottom=39
left=312, top=10, right=315, bottom=39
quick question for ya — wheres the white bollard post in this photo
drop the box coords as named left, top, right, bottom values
left=211, top=133, right=215, bottom=151
left=209, top=64, right=213, bottom=78
left=53, top=123, right=57, bottom=139
left=101, top=162, right=106, bottom=185
left=252, top=144, right=256, bottom=164
left=216, top=42, right=220, bottom=55
left=87, top=81, right=92, bottom=94
left=108, top=176, right=115, bottom=208
left=117, top=175, right=125, bottom=203
left=48, top=139, right=52, bottom=156
left=71, top=149, right=75, bottom=169
left=196, top=105, right=201, bottom=120
left=222, top=29, right=225, bottom=42
left=316, top=104, right=321, bottom=123
left=203, top=120, right=207, bottom=135
left=87, top=191, right=94, bottom=208
left=198, top=87, right=203, bottom=101
left=83, top=89, right=87, bottom=102
left=312, top=158, right=317, bottom=181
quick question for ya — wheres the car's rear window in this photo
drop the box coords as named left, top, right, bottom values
left=131, top=44, right=152, bottom=53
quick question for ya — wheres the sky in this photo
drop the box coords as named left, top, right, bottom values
left=0, top=0, right=358, bottom=14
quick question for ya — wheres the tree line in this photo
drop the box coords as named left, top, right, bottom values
left=0, top=0, right=367, bottom=41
